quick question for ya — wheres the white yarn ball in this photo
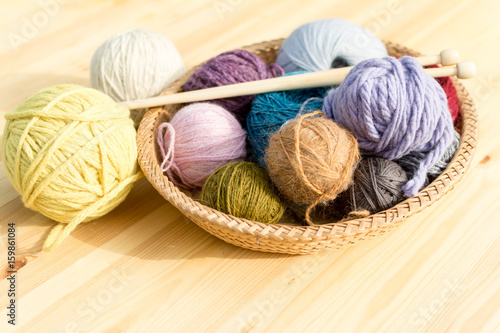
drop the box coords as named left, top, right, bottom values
left=277, top=18, right=388, bottom=73
left=90, top=29, right=185, bottom=126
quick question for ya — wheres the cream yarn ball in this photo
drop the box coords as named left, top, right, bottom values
left=90, top=29, right=185, bottom=126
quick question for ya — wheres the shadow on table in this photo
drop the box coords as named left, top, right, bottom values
left=70, top=178, right=297, bottom=261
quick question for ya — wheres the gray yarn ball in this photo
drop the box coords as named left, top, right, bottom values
left=350, top=157, right=408, bottom=213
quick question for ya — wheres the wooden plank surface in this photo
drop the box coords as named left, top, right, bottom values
left=1, top=0, right=499, bottom=332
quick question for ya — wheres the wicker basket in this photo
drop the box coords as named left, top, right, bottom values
left=136, top=39, right=478, bottom=254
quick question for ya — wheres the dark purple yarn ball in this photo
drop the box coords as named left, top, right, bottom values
left=184, top=49, right=284, bottom=124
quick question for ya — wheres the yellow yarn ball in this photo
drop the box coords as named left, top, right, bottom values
left=1, top=84, right=142, bottom=252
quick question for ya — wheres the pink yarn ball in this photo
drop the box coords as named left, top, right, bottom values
left=157, top=102, right=247, bottom=189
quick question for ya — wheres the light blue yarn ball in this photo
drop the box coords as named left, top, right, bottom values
left=247, top=72, right=330, bottom=166
left=277, top=18, right=388, bottom=73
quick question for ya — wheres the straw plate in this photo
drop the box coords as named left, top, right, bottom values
left=137, top=40, right=478, bottom=254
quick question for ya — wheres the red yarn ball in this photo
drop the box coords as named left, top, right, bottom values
left=427, top=64, right=460, bottom=124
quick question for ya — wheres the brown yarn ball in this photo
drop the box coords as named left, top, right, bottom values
left=350, top=157, right=408, bottom=213
left=265, top=111, right=359, bottom=225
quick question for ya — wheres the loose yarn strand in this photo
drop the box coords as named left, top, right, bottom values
left=269, top=63, right=285, bottom=77
left=297, top=97, right=324, bottom=116
left=402, top=128, right=452, bottom=195
left=43, top=171, right=143, bottom=252
left=157, top=122, right=176, bottom=172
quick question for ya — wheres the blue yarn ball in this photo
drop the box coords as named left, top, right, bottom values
left=247, top=72, right=330, bottom=166
left=394, top=129, right=460, bottom=189
left=277, top=18, right=388, bottom=73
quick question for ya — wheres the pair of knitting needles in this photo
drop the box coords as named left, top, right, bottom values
left=118, top=50, right=476, bottom=110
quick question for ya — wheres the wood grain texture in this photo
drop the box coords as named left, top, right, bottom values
left=0, top=0, right=499, bottom=332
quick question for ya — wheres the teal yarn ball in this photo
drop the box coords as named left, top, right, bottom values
left=200, top=162, right=286, bottom=224
left=247, top=72, right=330, bottom=166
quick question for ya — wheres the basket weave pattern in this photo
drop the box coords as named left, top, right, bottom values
left=137, top=40, right=478, bottom=254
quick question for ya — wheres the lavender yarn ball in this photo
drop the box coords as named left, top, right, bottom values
left=323, top=56, right=454, bottom=197
left=184, top=50, right=284, bottom=124
left=276, top=18, right=388, bottom=73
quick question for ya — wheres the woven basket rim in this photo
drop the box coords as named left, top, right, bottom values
left=136, top=39, right=478, bottom=248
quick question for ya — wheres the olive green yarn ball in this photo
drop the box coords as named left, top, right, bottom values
left=201, top=162, right=285, bottom=224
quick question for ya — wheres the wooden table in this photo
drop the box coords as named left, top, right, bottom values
left=1, top=0, right=499, bottom=332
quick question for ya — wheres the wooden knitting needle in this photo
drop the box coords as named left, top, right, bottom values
left=418, top=49, right=460, bottom=66
left=424, top=61, right=475, bottom=80
left=119, top=51, right=475, bottom=110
